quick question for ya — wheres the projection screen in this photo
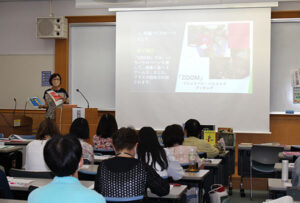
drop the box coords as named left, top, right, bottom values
left=114, top=3, right=276, bottom=133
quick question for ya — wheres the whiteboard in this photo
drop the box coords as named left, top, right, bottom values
left=271, top=20, right=300, bottom=113
left=69, top=23, right=116, bottom=110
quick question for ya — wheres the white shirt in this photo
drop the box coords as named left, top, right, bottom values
left=25, top=140, right=50, bottom=171
left=138, top=148, right=184, bottom=180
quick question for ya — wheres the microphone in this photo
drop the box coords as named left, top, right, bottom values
left=13, top=98, right=17, bottom=116
left=76, top=89, right=90, bottom=108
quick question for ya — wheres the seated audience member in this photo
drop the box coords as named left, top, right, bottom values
left=183, top=119, right=219, bottom=158
left=28, top=135, right=105, bottom=203
left=93, top=113, right=118, bottom=150
left=70, top=118, right=94, bottom=164
left=162, top=124, right=203, bottom=168
left=0, top=169, right=12, bottom=199
left=292, top=156, right=300, bottom=187
left=95, top=127, right=170, bottom=202
left=25, top=119, right=59, bottom=171
left=137, top=127, right=184, bottom=180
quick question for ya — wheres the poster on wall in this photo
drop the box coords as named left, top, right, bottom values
left=42, top=71, right=51, bottom=86
left=293, top=87, right=300, bottom=103
left=291, top=68, right=300, bottom=103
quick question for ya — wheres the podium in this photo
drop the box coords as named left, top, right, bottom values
left=55, top=107, right=98, bottom=145
left=0, top=113, right=33, bottom=137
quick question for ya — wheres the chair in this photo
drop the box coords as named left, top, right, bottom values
left=250, top=145, right=284, bottom=199
left=93, top=148, right=115, bottom=156
left=291, top=146, right=300, bottom=152
left=9, top=168, right=54, bottom=179
left=198, top=152, right=207, bottom=159
left=287, top=187, right=300, bottom=201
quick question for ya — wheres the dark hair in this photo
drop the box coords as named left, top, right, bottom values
left=44, top=134, right=82, bottom=177
left=184, top=119, right=201, bottom=138
left=112, top=127, right=138, bottom=151
left=162, top=124, right=184, bottom=147
left=36, top=119, right=60, bottom=140
left=96, top=114, right=118, bottom=138
left=49, top=73, right=61, bottom=86
left=69, top=118, right=90, bottom=139
left=137, top=127, right=168, bottom=171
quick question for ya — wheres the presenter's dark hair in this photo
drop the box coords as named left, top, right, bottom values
left=184, top=119, right=201, bottom=138
left=44, top=134, right=82, bottom=177
left=112, top=127, right=138, bottom=151
left=69, top=118, right=90, bottom=139
left=36, top=119, right=60, bottom=140
left=137, top=127, right=168, bottom=171
left=49, top=73, right=61, bottom=86
left=96, top=113, right=118, bottom=138
left=162, top=124, right=184, bottom=147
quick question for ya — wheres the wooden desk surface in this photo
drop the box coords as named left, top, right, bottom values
left=0, top=146, right=22, bottom=153
left=268, top=178, right=292, bottom=191
left=9, top=177, right=93, bottom=191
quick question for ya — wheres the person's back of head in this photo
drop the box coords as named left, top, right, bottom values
left=184, top=119, right=201, bottom=138
left=112, top=127, right=138, bottom=152
left=44, top=134, right=82, bottom=177
left=137, top=127, right=168, bottom=171
left=36, top=119, right=60, bottom=140
left=162, top=124, right=184, bottom=148
left=69, top=118, right=89, bottom=140
left=96, top=113, right=118, bottom=139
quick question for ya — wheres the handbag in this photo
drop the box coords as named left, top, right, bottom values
left=208, top=184, right=229, bottom=203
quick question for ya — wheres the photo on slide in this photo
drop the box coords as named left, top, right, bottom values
left=176, top=21, right=253, bottom=93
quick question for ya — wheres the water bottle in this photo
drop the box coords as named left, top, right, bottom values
left=188, top=148, right=198, bottom=171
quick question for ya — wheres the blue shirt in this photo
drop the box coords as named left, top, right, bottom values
left=28, top=176, right=105, bottom=203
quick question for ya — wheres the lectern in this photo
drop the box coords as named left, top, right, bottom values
left=0, top=113, right=33, bottom=137
left=55, top=107, right=98, bottom=145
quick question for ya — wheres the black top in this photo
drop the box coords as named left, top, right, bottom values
left=43, top=88, right=69, bottom=100
left=0, top=170, right=13, bottom=199
left=95, top=157, right=170, bottom=202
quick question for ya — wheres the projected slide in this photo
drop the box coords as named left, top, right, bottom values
left=176, top=22, right=253, bottom=93
left=131, top=21, right=253, bottom=93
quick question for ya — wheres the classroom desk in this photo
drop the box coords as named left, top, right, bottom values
left=0, top=199, right=27, bottom=203
left=147, top=185, right=188, bottom=202
left=8, top=177, right=94, bottom=191
left=202, top=159, right=222, bottom=184
left=0, top=146, right=23, bottom=174
left=94, top=155, right=113, bottom=163
left=8, top=176, right=187, bottom=202
left=268, top=178, right=292, bottom=199
left=175, top=170, right=210, bottom=203
left=79, top=164, right=98, bottom=175
left=216, top=150, right=230, bottom=186
left=274, top=163, right=294, bottom=171
left=3, top=140, right=31, bottom=167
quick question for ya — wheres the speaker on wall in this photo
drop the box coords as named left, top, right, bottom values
left=37, top=17, right=68, bottom=39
